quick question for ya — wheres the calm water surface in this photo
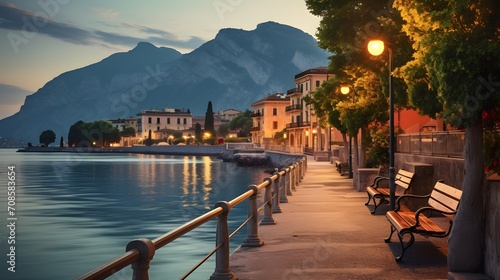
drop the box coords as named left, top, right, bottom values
left=0, top=149, right=269, bottom=279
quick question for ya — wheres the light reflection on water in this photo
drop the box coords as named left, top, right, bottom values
left=0, top=149, right=269, bottom=280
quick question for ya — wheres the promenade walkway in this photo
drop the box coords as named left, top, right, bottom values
left=230, top=157, right=449, bottom=280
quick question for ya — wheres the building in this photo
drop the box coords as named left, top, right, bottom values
left=250, top=93, right=290, bottom=145
left=137, top=108, right=192, bottom=140
left=215, top=109, right=243, bottom=121
left=286, top=67, right=336, bottom=154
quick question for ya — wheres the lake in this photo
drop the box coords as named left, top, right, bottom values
left=0, top=149, right=270, bottom=279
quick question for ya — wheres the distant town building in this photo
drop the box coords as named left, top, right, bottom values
left=250, top=93, right=290, bottom=145
left=215, top=109, right=243, bottom=121
left=137, top=108, right=193, bottom=140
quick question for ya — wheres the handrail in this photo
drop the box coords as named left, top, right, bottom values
left=396, top=131, right=465, bottom=158
left=77, top=158, right=306, bottom=280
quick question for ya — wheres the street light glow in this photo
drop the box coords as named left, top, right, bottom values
left=340, top=86, right=350, bottom=95
left=368, top=40, right=385, bottom=56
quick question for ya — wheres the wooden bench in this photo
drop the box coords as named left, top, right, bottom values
left=334, top=160, right=349, bottom=176
left=365, top=169, right=415, bottom=214
left=384, top=181, right=462, bottom=261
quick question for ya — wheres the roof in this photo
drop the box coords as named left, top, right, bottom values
left=294, top=66, right=330, bottom=80
left=251, top=93, right=290, bottom=106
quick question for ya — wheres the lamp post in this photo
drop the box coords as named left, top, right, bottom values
left=340, top=86, right=354, bottom=179
left=368, top=39, right=395, bottom=210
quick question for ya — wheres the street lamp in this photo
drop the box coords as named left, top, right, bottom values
left=368, top=39, right=395, bottom=210
left=341, top=86, right=354, bottom=179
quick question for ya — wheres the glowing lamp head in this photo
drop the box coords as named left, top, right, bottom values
left=368, top=40, right=385, bottom=56
left=340, top=86, right=350, bottom=95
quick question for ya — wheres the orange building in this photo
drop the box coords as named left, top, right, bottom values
left=250, top=93, right=290, bottom=145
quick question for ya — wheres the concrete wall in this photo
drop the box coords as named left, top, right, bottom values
left=266, top=151, right=306, bottom=168
left=395, top=153, right=464, bottom=190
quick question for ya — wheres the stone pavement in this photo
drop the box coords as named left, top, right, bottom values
left=230, top=157, right=450, bottom=280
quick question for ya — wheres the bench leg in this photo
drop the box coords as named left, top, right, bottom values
left=385, top=225, right=396, bottom=243
left=365, top=192, right=373, bottom=206
left=395, top=231, right=415, bottom=262
left=371, top=195, right=386, bottom=214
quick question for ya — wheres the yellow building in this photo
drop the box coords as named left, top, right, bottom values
left=286, top=67, right=335, bottom=154
left=250, top=93, right=290, bottom=146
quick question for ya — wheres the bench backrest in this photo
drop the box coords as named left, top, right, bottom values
left=394, top=169, right=415, bottom=190
left=428, top=181, right=463, bottom=212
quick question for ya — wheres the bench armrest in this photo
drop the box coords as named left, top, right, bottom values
left=412, top=206, right=458, bottom=229
left=394, top=193, right=430, bottom=211
left=370, top=176, right=389, bottom=189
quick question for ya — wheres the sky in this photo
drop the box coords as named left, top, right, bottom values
left=0, top=0, right=321, bottom=119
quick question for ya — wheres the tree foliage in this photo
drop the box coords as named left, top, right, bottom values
left=67, top=120, right=121, bottom=147
left=204, top=101, right=215, bottom=138
left=39, top=130, right=56, bottom=146
left=391, top=0, right=500, bottom=273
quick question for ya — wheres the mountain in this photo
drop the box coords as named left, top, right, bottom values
left=0, top=84, right=31, bottom=120
left=0, top=21, right=330, bottom=143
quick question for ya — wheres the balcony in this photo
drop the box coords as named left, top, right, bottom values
left=250, top=127, right=261, bottom=132
left=286, top=88, right=303, bottom=95
left=251, top=112, right=263, bottom=118
left=286, top=121, right=311, bottom=129
left=285, top=104, right=302, bottom=112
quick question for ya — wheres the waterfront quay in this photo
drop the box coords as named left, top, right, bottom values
left=230, top=157, right=449, bottom=280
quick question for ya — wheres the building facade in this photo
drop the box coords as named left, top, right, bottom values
left=137, top=108, right=193, bottom=140
left=250, top=93, right=290, bottom=145
left=286, top=67, right=335, bottom=154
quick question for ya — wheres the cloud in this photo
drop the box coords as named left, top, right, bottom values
left=0, top=3, right=206, bottom=50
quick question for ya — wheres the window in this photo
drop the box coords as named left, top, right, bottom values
left=316, top=80, right=320, bottom=87
left=177, top=118, right=180, bottom=124
left=273, top=108, right=277, bottom=116
left=148, top=117, right=152, bottom=124
left=157, top=117, right=160, bottom=124
left=273, top=121, right=278, bottom=129
left=167, top=118, right=170, bottom=124
left=183, top=118, right=187, bottom=124
left=306, top=82, right=309, bottom=91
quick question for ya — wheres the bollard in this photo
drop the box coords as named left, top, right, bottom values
left=280, top=168, right=289, bottom=203
left=210, top=201, right=237, bottom=280
left=126, top=238, right=156, bottom=280
left=241, top=185, right=264, bottom=247
left=272, top=170, right=282, bottom=213
left=260, top=177, right=276, bottom=225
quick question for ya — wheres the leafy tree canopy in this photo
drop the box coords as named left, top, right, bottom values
left=39, top=130, right=56, bottom=146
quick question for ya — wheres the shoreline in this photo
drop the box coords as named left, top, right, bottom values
left=17, top=145, right=226, bottom=156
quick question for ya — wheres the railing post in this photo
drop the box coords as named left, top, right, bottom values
left=294, top=163, right=299, bottom=188
left=210, top=201, right=237, bottom=280
left=260, top=177, right=276, bottom=225
left=279, top=168, right=289, bottom=203
left=126, top=238, right=156, bottom=280
left=285, top=167, right=293, bottom=196
left=272, top=170, right=282, bottom=213
left=241, top=185, right=264, bottom=247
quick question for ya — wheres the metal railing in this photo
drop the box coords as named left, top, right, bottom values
left=77, top=158, right=307, bottom=280
left=396, top=131, right=465, bottom=158
left=285, top=104, right=302, bottom=112
left=286, top=121, right=311, bottom=129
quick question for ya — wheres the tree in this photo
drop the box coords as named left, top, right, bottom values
left=68, top=121, right=87, bottom=147
left=393, top=0, right=500, bottom=273
left=195, top=123, right=202, bottom=143
left=120, top=127, right=136, bottom=137
left=59, top=136, right=64, bottom=147
left=305, top=0, right=412, bottom=167
left=204, top=101, right=215, bottom=138
left=39, top=130, right=56, bottom=147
